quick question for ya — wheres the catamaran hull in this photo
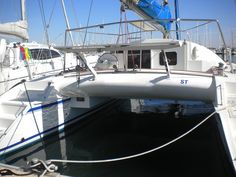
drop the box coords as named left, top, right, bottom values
left=0, top=71, right=216, bottom=155
left=0, top=78, right=111, bottom=156
left=58, top=72, right=216, bottom=102
left=0, top=98, right=113, bottom=156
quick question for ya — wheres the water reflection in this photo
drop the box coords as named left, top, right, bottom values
left=1, top=99, right=235, bottom=177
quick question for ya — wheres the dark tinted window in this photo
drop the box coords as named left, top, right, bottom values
left=159, top=51, right=177, bottom=65
left=128, top=50, right=151, bottom=69
left=116, top=51, right=123, bottom=54
left=142, top=50, right=151, bottom=68
left=30, top=49, right=61, bottom=60
left=30, top=49, right=41, bottom=59
left=51, top=50, right=61, bottom=58
left=41, top=49, right=51, bottom=59
left=128, top=50, right=140, bottom=68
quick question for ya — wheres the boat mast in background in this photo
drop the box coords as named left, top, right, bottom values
left=61, top=0, right=75, bottom=46
left=174, top=0, right=180, bottom=40
left=20, top=0, right=27, bottom=22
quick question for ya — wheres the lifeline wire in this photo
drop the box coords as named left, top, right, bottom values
left=47, top=108, right=224, bottom=164
left=23, top=82, right=42, bottom=139
left=3, top=80, right=35, bottom=154
left=82, top=0, right=94, bottom=47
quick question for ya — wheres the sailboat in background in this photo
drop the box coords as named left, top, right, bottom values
left=0, top=0, right=28, bottom=41
left=0, top=0, right=77, bottom=95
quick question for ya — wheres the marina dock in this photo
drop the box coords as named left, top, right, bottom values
left=0, top=163, right=62, bottom=177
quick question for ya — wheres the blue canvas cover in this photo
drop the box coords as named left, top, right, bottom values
left=137, top=0, right=171, bottom=31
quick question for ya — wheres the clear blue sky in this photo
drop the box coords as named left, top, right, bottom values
left=1, top=0, right=236, bottom=47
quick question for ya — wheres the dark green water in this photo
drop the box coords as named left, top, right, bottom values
left=2, top=99, right=235, bottom=177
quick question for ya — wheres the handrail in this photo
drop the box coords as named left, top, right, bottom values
left=66, top=18, right=218, bottom=32
left=64, top=18, right=227, bottom=49
left=63, top=18, right=232, bottom=71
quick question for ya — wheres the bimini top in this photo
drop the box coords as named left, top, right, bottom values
left=56, top=39, right=182, bottom=53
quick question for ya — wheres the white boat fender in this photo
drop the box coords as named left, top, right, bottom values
left=0, top=39, right=7, bottom=63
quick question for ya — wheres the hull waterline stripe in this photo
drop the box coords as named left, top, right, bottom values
left=27, top=98, right=71, bottom=113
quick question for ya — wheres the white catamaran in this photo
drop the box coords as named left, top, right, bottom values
left=0, top=0, right=80, bottom=96
left=51, top=0, right=236, bottom=172
left=0, top=0, right=236, bottom=174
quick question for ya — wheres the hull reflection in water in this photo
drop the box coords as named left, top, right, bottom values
left=1, top=99, right=235, bottom=177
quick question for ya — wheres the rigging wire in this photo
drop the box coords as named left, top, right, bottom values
left=23, top=81, right=42, bottom=140
left=3, top=80, right=42, bottom=155
left=61, top=0, right=75, bottom=46
left=82, top=0, right=94, bottom=47
left=116, top=2, right=130, bottom=44
left=37, top=0, right=50, bottom=45
left=52, top=32, right=64, bottom=45
left=70, top=0, right=80, bottom=28
left=116, top=4, right=124, bottom=44
left=117, top=3, right=136, bottom=68
left=47, top=0, right=57, bottom=28
left=70, top=0, right=84, bottom=43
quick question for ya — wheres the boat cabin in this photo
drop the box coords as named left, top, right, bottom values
left=82, top=39, right=225, bottom=74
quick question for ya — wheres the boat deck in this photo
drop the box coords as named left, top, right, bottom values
left=0, top=163, right=62, bottom=177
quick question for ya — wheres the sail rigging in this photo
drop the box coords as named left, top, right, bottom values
left=121, top=0, right=172, bottom=38
left=0, top=20, right=28, bottom=40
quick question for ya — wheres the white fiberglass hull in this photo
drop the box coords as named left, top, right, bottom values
left=58, top=72, right=216, bottom=102
left=0, top=76, right=110, bottom=156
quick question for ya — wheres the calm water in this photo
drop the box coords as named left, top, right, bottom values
left=1, top=99, right=235, bottom=177
left=232, top=55, right=236, bottom=63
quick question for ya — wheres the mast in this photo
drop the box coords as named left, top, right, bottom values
left=20, top=0, right=28, bottom=42
left=174, top=0, right=180, bottom=40
left=61, top=0, right=75, bottom=46
left=20, top=0, right=27, bottom=21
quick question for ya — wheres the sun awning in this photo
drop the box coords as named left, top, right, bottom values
left=56, top=39, right=182, bottom=53
left=129, top=21, right=156, bottom=31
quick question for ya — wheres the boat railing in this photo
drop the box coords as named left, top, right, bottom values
left=64, top=18, right=227, bottom=52
left=58, top=18, right=234, bottom=77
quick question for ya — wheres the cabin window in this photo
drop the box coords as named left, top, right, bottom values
left=51, top=50, right=61, bottom=58
left=40, top=49, right=50, bottom=59
left=30, top=49, right=40, bottom=59
left=159, top=51, right=177, bottom=65
left=127, top=50, right=151, bottom=69
left=115, top=51, right=123, bottom=54
left=30, top=49, right=61, bottom=60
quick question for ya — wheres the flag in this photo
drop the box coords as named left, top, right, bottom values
left=20, top=46, right=26, bottom=60
left=19, top=46, right=31, bottom=61
left=24, top=47, right=32, bottom=61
